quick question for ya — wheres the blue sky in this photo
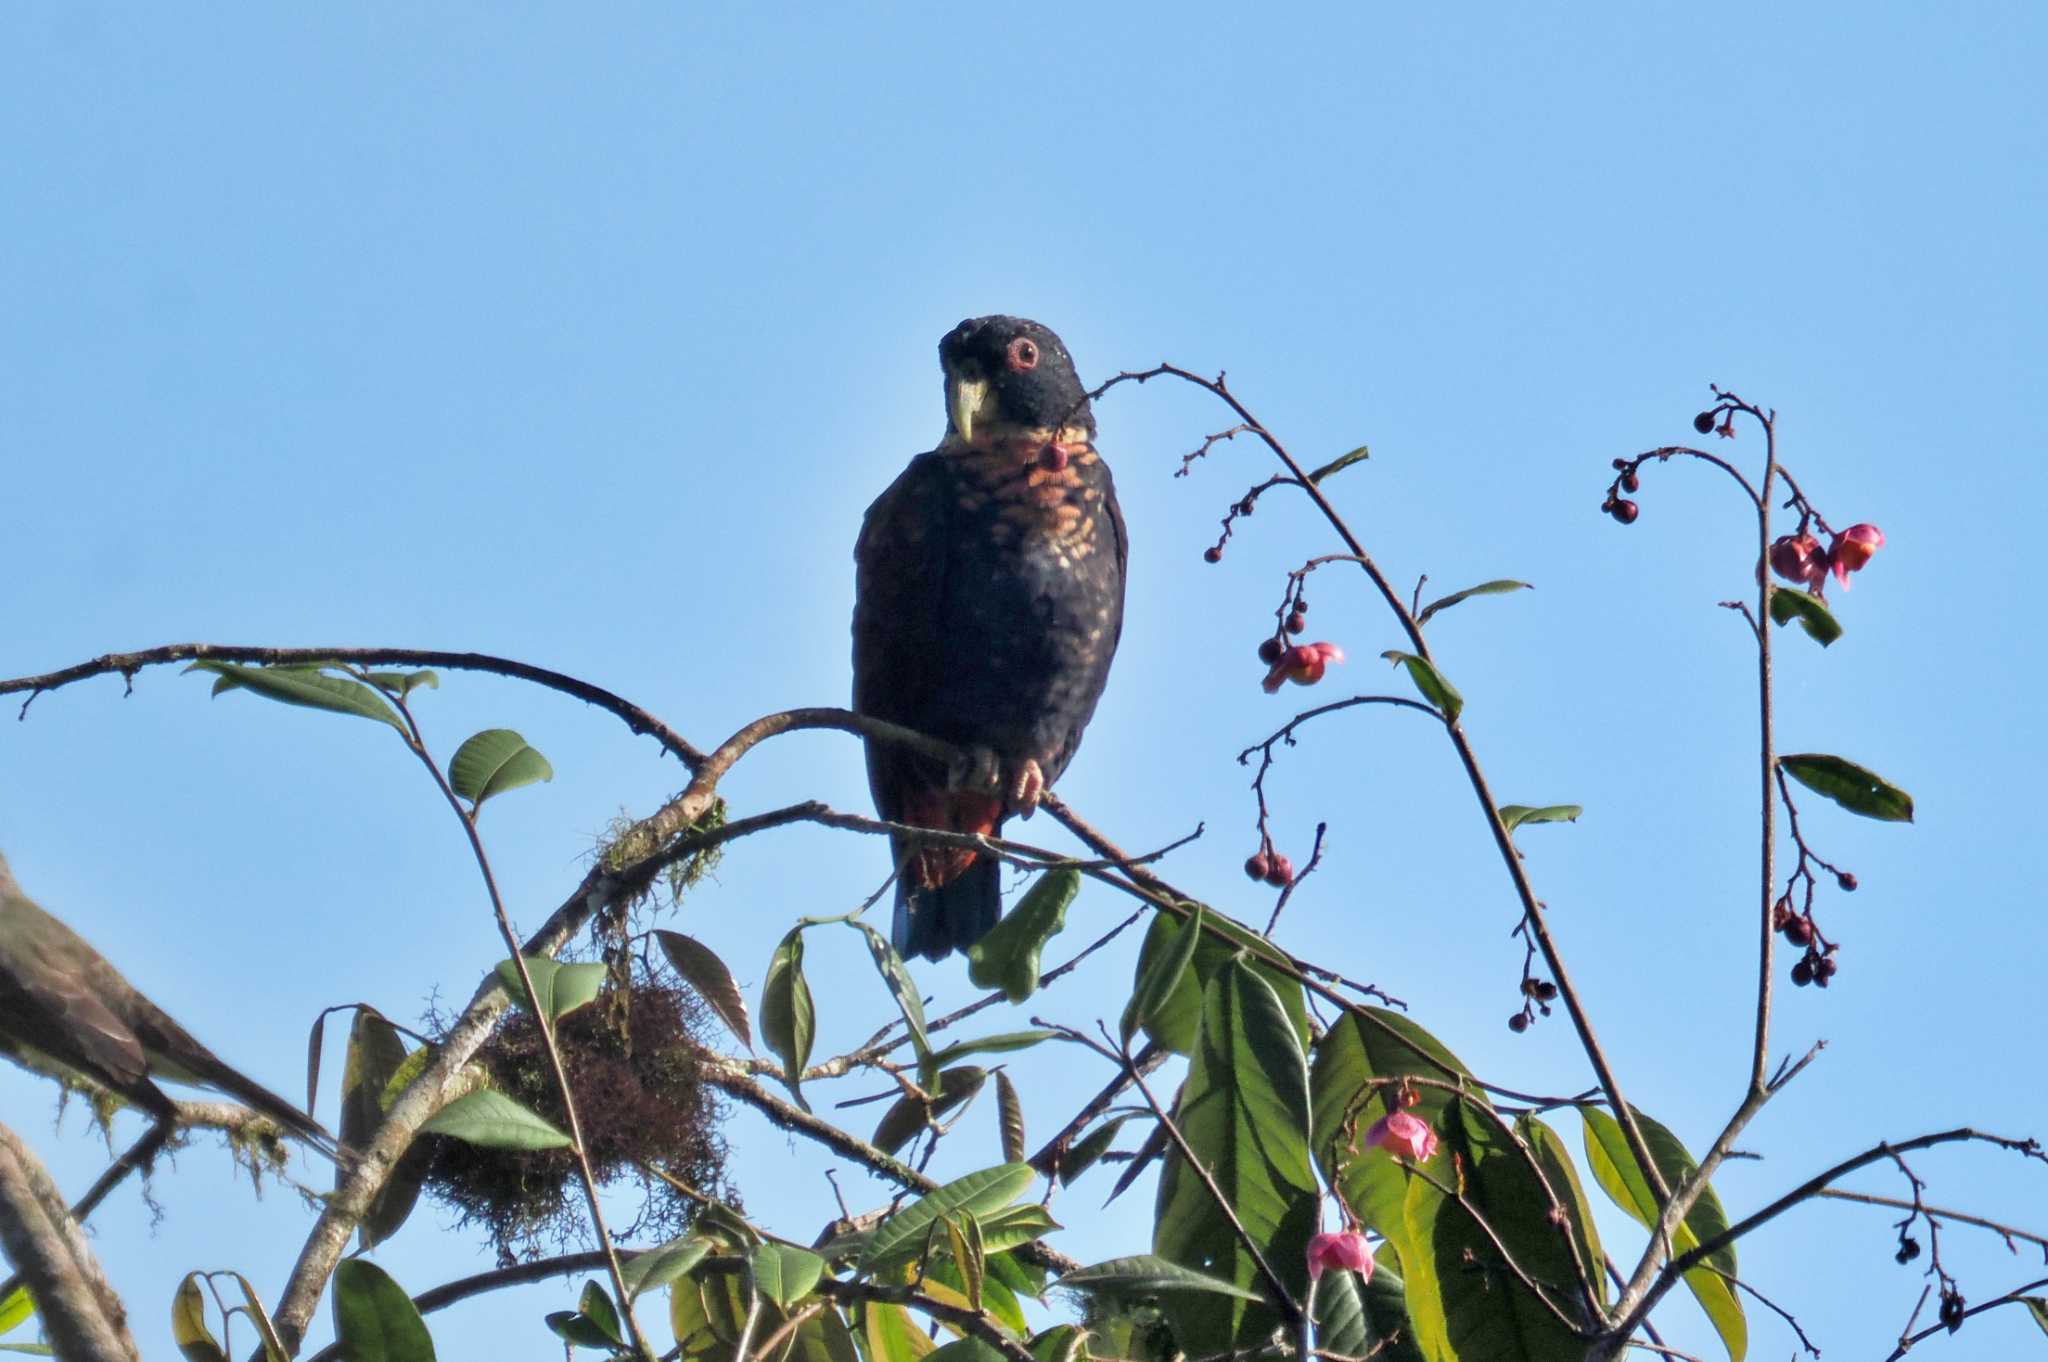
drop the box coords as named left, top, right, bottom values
left=3, top=4, right=2044, bottom=1358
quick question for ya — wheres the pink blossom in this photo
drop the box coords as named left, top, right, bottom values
left=1828, top=523, right=1885, bottom=589
left=1768, top=532, right=1827, bottom=590
left=1262, top=642, right=1345, bottom=693
left=1365, top=1110, right=1439, bottom=1162
left=1306, top=1230, right=1374, bottom=1283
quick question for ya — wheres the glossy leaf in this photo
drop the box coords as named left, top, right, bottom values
left=1154, top=958, right=1319, bottom=1355
left=657, top=930, right=754, bottom=1052
left=926, top=1030, right=1058, bottom=1069
left=332, top=1260, right=436, bottom=1362
left=861, top=1163, right=1036, bottom=1274
left=579, top=1281, right=625, bottom=1348
left=795, top=1304, right=862, bottom=1362
left=1518, top=1116, right=1609, bottom=1309
left=1360, top=1255, right=1429, bottom=1362
left=943, top=1212, right=987, bottom=1310
left=338, top=1010, right=427, bottom=1249
left=922, top=1340, right=1003, bottom=1362
left=448, top=728, right=553, bottom=808
left=752, top=1243, right=827, bottom=1311
left=850, top=921, right=931, bottom=1062
left=621, top=1237, right=711, bottom=1301
left=1107, top=1119, right=1170, bottom=1207
left=1767, top=588, right=1844, bottom=646
left=1056, top=1255, right=1265, bottom=1303
left=1131, top=907, right=1309, bottom=1056
left=545, top=1312, right=622, bottom=1351
left=986, top=1252, right=1049, bottom=1305
left=1058, top=1114, right=1131, bottom=1185
left=668, top=1280, right=720, bottom=1360
left=762, top=927, right=816, bottom=1110
left=995, top=1071, right=1026, bottom=1164
left=420, top=1088, right=571, bottom=1150
left=0, top=1288, right=30, bottom=1338
left=1307, top=443, right=1371, bottom=484
left=861, top=1301, right=936, bottom=1362
left=972, top=1202, right=1061, bottom=1254
left=190, top=661, right=405, bottom=733
left=1498, top=804, right=1583, bottom=834
left=1417, top=578, right=1532, bottom=627
left=1581, top=1105, right=1745, bottom=1361
left=172, top=1275, right=228, bottom=1362
left=873, top=1065, right=986, bottom=1155
left=1780, top=753, right=1915, bottom=823
left=1121, top=903, right=1201, bottom=1046
left=1026, top=1325, right=1085, bottom=1362
left=1380, top=651, right=1464, bottom=721
left=227, top=1273, right=289, bottom=1362
left=494, top=955, right=607, bottom=1024
left=965, top=867, right=1079, bottom=1002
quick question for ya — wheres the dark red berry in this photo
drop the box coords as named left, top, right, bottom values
left=1265, top=854, right=1294, bottom=887
left=1693, top=411, right=1716, bottom=434
left=1622, top=470, right=1640, bottom=493
left=1772, top=898, right=1793, bottom=931
left=1204, top=546, right=1223, bottom=564
left=1612, top=458, right=1627, bottom=470
left=1790, top=959, right=1814, bottom=986
left=1293, top=597, right=1308, bottom=614
left=1508, top=1013, right=1530, bottom=1033
left=1601, top=495, right=1618, bottom=514
left=1258, top=637, right=1284, bottom=665
left=1939, top=1291, right=1965, bottom=1332
left=1613, top=499, right=1640, bottom=524
left=1244, top=853, right=1270, bottom=881
left=1534, top=980, right=1559, bottom=1002
left=1896, top=1237, right=1921, bottom=1263
left=1838, top=872, right=1858, bottom=892
left=1285, top=611, right=1307, bottom=634
left=1813, top=956, right=1838, bottom=987
left=1783, top=915, right=1814, bottom=947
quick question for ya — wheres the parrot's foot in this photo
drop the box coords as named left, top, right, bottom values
left=1005, top=757, right=1045, bottom=819
left=946, top=749, right=1045, bottom=820
left=949, top=745, right=1005, bottom=797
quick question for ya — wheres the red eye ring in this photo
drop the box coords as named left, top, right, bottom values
left=1006, top=337, right=1040, bottom=371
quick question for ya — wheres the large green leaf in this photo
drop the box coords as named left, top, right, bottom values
left=1153, top=957, right=1319, bottom=1355
left=494, top=955, right=606, bottom=1023
left=1121, top=903, right=1201, bottom=1046
left=1767, top=588, right=1843, bottom=646
left=620, top=1237, right=711, bottom=1301
left=1056, top=1256, right=1265, bottom=1303
left=751, top=1243, right=827, bottom=1311
left=1779, top=753, right=1915, bottom=823
left=190, top=661, right=406, bottom=734
left=1131, top=908, right=1309, bottom=1056
left=448, top=728, right=554, bottom=808
left=966, top=868, right=1079, bottom=1002
left=861, top=1163, right=1035, bottom=1275
left=762, top=927, right=816, bottom=1110
left=861, top=1302, right=935, bottom=1362
left=1580, top=1106, right=1745, bottom=1361
left=172, top=1275, right=228, bottom=1362
left=332, top=1260, right=436, bottom=1362
left=850, top=921, right=931, bottom=1063
left=871, top=1066, right=987, bottom=1156
left=339, top=1010, right=427, bottom=1250
left=420, top=1088, right=570, bottom=1150
left=1518, top=1116, right=1608, bottom=1310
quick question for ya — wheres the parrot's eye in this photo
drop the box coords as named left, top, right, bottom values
left=1006, top=337, right=1040, bottom=372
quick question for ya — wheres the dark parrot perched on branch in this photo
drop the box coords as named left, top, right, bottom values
left=853, top=316, right=1127, bottom=961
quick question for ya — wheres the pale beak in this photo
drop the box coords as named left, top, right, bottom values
left=947, top=373, right=990, bottom=444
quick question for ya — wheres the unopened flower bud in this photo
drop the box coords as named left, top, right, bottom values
left=1769, top=533, right=1827, bottom=589
left=1306, top=1231, right=1374, bottom=1283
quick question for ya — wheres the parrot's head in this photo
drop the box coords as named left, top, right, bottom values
left=938, top=316, right=1093, bottom=448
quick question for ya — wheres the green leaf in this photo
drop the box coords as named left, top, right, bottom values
left=996, top=1071, right=1026, bottom=1164
left=421, top=1088, right=571, bottom=1150
left=338, top=1010, right=428, bottom=1250
left=1518, top=1116, right=1609, bottom=1310
left=1107, top=1116, right=1170, bottom=1207
left=332, top=1260, right=437, bottom=1362
left=1059, top=1115, right=1131, bottom=1185
left=1121, top=903, right=1201, bottom=1046
left=1132, top=907, right=1309, bottom=1057
left=986, top=1251, right=1049, bottom=1305
left=861, top=1163, right=1035, bottom=1274
left=1307, top=443, right=1371, bottom=484
left=1498, top=804, right=1583, bottom=834
left=972, top=1203, right=1061, bottom=1254
left=364, top=670, right=441, bottom=697
left=189, top=661, right=406, bottom=734
left=872, top=1066, right=987, bottom=1156
left=1026, top=1325, right=1085, bottom=1362
left=1153, top=957, right=1319, bottom=1355
left=751, top=1244, right=827, bottom=1311
left=943, top=1213, right=987, bottom=1310
left=2024, top=1297, right=2048, bottom=1338
left=1380, top=651, right=1464, bottom=721
left=545, top=1312, right=623, bottom=1351
left=861, top=1302, right=935, bottom=1362
left=579, top=1281, right=625, bottom=1348
left=965, top=867, right=1079, bottom=1002
left=1581, top=1106, right=1745, bottom=1362
left=0, top=1287, right=30, bottom=1337
left=850, top=921, right=931, bottom=1063
left=1359, top=1255, right=1429, bottom=1362
left=1780, top=753, right=1915, bottom=823
left=1056, top=1255, right=1265, bottom=1304
left=1767, top=588, right=1844, bottom=646
left=494, top=955, right=607, bottom=1024
left=657, top=930, right=753, bottom=1052
left=1417, top=579, right=1532, bottom=627
left=448, top=728, right=554, bottom=808
left=172, top=1275, right=228, bottom=1362
left=926, top=1030, right=1058, bottom=1069
left=620, top=1237, right=711, bottom=1301
left=923, top=1340, right=1003, bottom=1362
left=762, top=927, right=816, bottom=1111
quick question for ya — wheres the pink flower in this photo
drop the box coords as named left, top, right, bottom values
left=1768, top=533, right=1827, bottom=590
left=1828, top=523, right=1885, bottom=589
left=1364, top=1110, right=1438, bottom=1162
left=1306, top=1230, right=1374, bottom=1283
left=1262, top=642, right=1345, bottom=693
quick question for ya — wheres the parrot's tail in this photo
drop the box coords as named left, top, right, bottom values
left=893, top=853, right=1001, bottom=962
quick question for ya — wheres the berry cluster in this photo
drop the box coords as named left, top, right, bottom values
left=1243, top=845, right=1296, bottom=889
left=1774, top=896, right=1841, bottom=988
left=1601, top=457, right=1643, bottom=524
